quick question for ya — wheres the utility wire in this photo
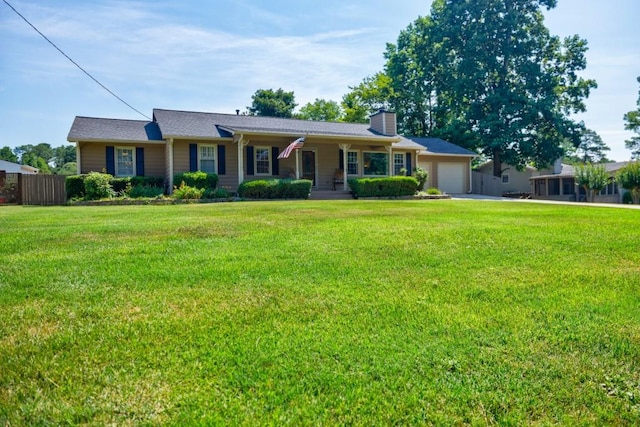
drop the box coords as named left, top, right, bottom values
left=3, top=0, right=151, bottom=120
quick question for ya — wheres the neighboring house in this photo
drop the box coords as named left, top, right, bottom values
left=474, top=161, right=537, bottom=197
left=67, top=108, right=475, bottom=194
left=0, top=160, right=39, bottom=174
left=530, top=161, right=630, bottom=203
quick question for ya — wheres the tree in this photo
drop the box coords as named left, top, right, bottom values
left=341, top=73, right=393, bottom=123
left=53, top=145, right=76, bottom=169
left=383, top=16, right=442, bottom=136
left=574, top=163, right=609, bottom=202
left=616, top=161, right=640, bottom=204
left=0, top=146, right=18, bottom=163
left=381, top=0, right=596, bottom=177
left=297, top=99, right=342, bottom=121
left=247, top=88, right=297, bottom=118
left=623, top=76, right=640, bottom=159
left=569, top=128, right=610, bottom=163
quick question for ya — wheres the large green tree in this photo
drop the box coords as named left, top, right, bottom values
left=568, top=128, right=610, bottom=163
left=247, top=88, right=297, bottom=118
left=378, top=0, right=596, bottom=177
left=0, top=146, right=18, bottom=163
left=297, top=99, right=342, bottom=122
left=623, top=76, right=640, bottom=159
left=341, top=73, right=393, bottom=124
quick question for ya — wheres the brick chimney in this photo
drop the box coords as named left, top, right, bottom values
left=369, top=108, right=397, bottom=136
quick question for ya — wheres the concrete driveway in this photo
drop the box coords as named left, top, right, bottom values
left=451, top=194, right=640, bottom=209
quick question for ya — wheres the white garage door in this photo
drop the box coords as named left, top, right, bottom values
left=437, top=163, right=466, bottom=194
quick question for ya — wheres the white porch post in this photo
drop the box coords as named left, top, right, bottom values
left=167, top=138, right=174, bottom=193
left=339, top=143, right=351, bottom=191
left=237, top=136, right=248, bottom=186
left=295, top=149, right=300, bottom=179
left=386, top=146, right=393, bottom=176
left=75, top=143, right=81, bottom=175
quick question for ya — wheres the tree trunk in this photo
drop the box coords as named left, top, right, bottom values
left=492, top=150, right=502, bottom=178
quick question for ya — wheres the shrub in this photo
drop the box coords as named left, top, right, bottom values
left=238, top=179, right=311, bottom=199
left=110, top=177, right=131, bottom=196
left=413, top=167, right=429, bottom=191
left=204, top=187, right=231, bottom=199
left=130, top=176, right=164, bottom=188
left=348, top=176, right=418, bottom=198
left=173, top=171, right=218, bottom=190
left=65, top=175, right=85, bottom=199
left=129, top=185, right=164, bottom=198
left=84, top=172, right=115, bottom=200
left=616, top=162, right=640, bottom=204
left=426, top=187, right=442, bottom=195
left=173, top=181, right=204, bottom=199
left=622, top=191, right=633, bottom=204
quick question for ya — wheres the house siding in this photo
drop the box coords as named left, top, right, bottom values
left=80, top=142, right=165, bottom=178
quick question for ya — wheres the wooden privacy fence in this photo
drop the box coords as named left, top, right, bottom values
left=0, top=172, right=67, bottom=205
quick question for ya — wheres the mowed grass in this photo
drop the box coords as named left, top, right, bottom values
left=0, top=200, right=639, bottom=425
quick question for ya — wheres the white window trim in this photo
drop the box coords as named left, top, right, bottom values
left=199, top=143, right=217, bottom=174
left=254, top=146, right=272, bottom=176
left=393, top=153, right=405, bottom=176
left=115, top=146, right=135, bottom=177
left=347, top=150, right=359, bottom=176
left=363, top=151, right=389, bottom=177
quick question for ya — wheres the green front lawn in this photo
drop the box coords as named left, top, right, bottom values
left=1, top=201, right=639, bottom=425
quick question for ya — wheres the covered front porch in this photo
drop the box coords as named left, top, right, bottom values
left=233, top=135, right=419, bottom=192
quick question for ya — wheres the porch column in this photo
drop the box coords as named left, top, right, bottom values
left=237, top=136, right=248, bottom=186
left=75, top=143, right=81, bottom=175
left=386, top=146, right=393, bottom=176
left=339, top=143, right=351, bottom=191
left=295, top=149, right=300, bottom=179
left=167, top=138, right=174, bottom=193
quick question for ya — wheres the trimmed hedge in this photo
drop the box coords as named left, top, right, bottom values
left=65, top=175, right=86, bottom=199
left=84, top=172, right=115, bottom=200
left=238, top=179, right=312, bottom=199
left=173, top=171, right=218, bottom=190
left=348, top=176, right=419, bottom=198
left=66, top=175, right=165, bottom=200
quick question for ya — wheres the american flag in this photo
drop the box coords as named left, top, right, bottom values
left=277, top=137, right=305, bottom=159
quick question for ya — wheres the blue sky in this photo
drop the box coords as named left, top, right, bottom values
left=1, top=0, right=638, bottom=160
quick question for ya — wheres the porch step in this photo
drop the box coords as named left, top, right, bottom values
left=309, top=190, right=353, bottom=200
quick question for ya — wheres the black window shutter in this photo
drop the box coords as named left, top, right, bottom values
left=106, top=146, right=115, bottom=175
left=246, top=146, right=254, bottom=175
left=272, top=147, right=279, bottom=176
left=339, top=149, right=344, bottom=170
left=217, top=145, right=226, bottom=175
left=405, top=152, right=412, bottom=175
left=136, top=147, right=145, bottom=176
left=189, top=144, right=198, bottom=172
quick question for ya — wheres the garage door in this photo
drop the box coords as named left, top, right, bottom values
left=437, top=163, right=466, bottom=194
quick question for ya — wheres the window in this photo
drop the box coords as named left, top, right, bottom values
left=394, top=153, right=405, bottom=175
left=363, top=152, right=388, bottom=176
left=501, top=173, right=510, bottom=184
left=347, top=151, right=359, bottom=175
left=199, top=144, right=216, bottom=173
left=116, top=147, right=135, bottom=177
left=563, top=178, right=575, bottom=195
left=254, top=147, right=271, bottom=175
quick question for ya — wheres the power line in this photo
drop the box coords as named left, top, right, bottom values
left=3, top=0, right=151, bottom=120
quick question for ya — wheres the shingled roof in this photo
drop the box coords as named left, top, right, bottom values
left=152, top=108, right=397, bottom=140
left=68, top=117, right=162, bottom=142
left=405, top=137, right=476, bottom=157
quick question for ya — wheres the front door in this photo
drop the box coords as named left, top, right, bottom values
left=302, top=150, right=316, bottom=186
